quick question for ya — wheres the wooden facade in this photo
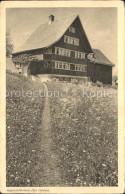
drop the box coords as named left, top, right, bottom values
left=12, top=15, right=114, bottom=84
left=87, top=62, right=112, bottom=84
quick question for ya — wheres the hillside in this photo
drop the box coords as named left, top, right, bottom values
left=47, top=81, right=118, bottom=186
left=6, top=57, right=17, bottom=73
left=6, top=71, right=118, bottom=186
left=6, top=71, right=45, bottom=186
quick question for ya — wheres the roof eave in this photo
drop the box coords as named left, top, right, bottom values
left=12, top=47, right=46, bottom=55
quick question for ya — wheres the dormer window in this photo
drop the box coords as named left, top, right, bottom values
left=69, top=27, right=75, bottom=33
left=88, top=53, right=94, bottom=58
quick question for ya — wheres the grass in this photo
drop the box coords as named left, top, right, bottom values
left=47, top=81, right=118, bottom=186
left=6, top=71, right=45, bottom=186
left=6, top=70, right=118, bottom=187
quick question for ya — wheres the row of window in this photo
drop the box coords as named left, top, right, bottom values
left=64, top=35, right=79, bottom=46
left=54, top=61, right=87, bottom=72
left=55, top=47, right=86, bottom=59
left=55, top=47, right=70, bottom=57
left=55, top=61, right=70, bottom=70
left=75, top=64, right=87, bottom=72
left=75, top=51, right=85, bottom=59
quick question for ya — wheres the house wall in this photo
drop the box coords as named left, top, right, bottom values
left=42, top=18, right=90, bottom=77
left=53, top=17, right=92, bottom=54
left=87, top=62, right=112, bottom=84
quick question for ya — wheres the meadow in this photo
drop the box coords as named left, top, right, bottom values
left=6, top=70, right=118, bottom=186
left=47, top=81, right=118, bottom=186
left=6, top=71, right=45, bottom=186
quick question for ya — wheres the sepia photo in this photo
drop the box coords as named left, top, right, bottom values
left=0, top=1, right=124, bottom=193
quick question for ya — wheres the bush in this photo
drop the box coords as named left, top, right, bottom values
left=95, top=81, right=104, bottom=87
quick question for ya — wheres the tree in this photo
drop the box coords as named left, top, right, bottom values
left=6, top=31, right=14, bottom=57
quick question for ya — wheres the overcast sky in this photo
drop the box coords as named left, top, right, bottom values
left=6, top=8, right=117, bottom=75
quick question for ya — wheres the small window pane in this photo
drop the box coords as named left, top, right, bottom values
left=69, top=27, right=75, bottom=33
left=75, top=51, right=78, bottom=58
left=62, top=49, right=64, bottom=56
left=55, top=48, right=59, bottom=54
left=81, top=53, right=85, bottom=59
left=64, top=49, right=66, bottom=56
left=68, top=64, right=70, bottom=70
left=59, top=62, right=62, bottom=69
left=64, top=36, right=67, bottom=43
left=55, top=62, right=59, bottom=68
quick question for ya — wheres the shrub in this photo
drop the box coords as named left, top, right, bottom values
left=96, top=81, right=104, bottom=87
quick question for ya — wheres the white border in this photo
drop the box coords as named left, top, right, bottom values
left=0, top=1, right=124, bottom=193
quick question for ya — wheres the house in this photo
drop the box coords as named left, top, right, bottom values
left=12, top=14, right=114, bottom=84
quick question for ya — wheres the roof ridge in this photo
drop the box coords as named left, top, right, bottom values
left=39, top=14, right=78, bottom=26
left=54, top=14, right=78, bottom=22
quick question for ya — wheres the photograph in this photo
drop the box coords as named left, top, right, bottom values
left=0, top=1, right=124, bottom=193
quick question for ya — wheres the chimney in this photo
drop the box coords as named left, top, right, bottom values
left=48, top=15, right=55, bottom=24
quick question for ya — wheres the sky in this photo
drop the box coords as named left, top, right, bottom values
left=6, top=8, right=117, bottom=75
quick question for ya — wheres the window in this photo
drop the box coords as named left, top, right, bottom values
left=59, top=62, right=62, bottom=69
left=63, top=63, right=70, bottom=70
left=64, top=35, right=79, bottom=46
left=54, top=61, right=86, bottom=72
left=69, top=27, right=75, bottom=33
left=66, top=49, right=70, bottom=57
left=64, top=36, right=68, bottom=43
left=67, top=64, right=70, bottom=70
left=75, top=51, right=85, bottom=59
left=64, top=49, right=66, bottom=56
left=59, top=49, right=63, bottom=55
left=54, top=61, right=70, bottom=70
left=81, top=65, right=86, bottom=72
left=75, top=39, right=79, bottom=46
left=68, top=37, right=71, bottom=44
left=55, top=61, right=58, bottom=68
left=55, top=47, right=71, bottom=57
left=55, top=47, right=86, bottom=59
left=75, top=51, right=78, bottom=58
left=63, top=63, right=66, bottom=69
left=78, top=52, right=81, bottom=59
left=75, top=64, right=87, bottom=72
left=46, top=47, right=52, bottom=54
left=88, top=53, right=94, bottom=58
left=81, top=53, right=85, bottom=59
left=55, top=47, right=59, bottom=55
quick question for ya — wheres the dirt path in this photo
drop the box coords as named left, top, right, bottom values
left=37, top=83, right=61, bottom=186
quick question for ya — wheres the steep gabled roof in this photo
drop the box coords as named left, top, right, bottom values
left=14, top=15, right=79, bottom=53
left=88, top=49, right=114, bottom=67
